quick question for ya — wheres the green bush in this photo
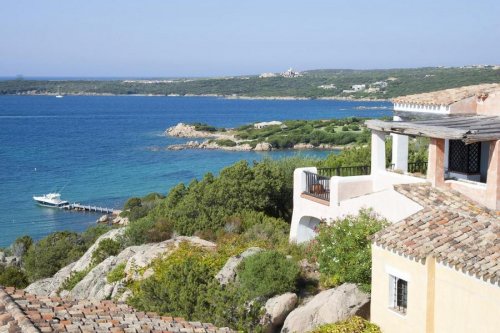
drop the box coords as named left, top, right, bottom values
left=237, top=250, right=300, bottom=298
left=91, top=238, right=121, bottom=265
left=196, top=282, right=264, bottom=332
left=60, top=268, right=90, bottom=291
left=0, top=265, right=29, bottom=288
left=80, top=225, right=112, bottom=246
left=342, top=126, right=349, bottom=131
left=23, top=231, right=87, bottom=282
left=107, top=263, right=126, bottom=283
left=129, top=243, right=222, bottom=318
left=215, top=139, right=237, bottom=147
left=11, top=235, right=33, bottom=258
left=309, top=210, right=387, bottom=291
left=311, top=316, right=381, bottom=333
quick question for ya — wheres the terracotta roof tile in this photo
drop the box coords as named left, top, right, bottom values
left=0, top=287, right=234, bottom=333
left=392, top=83, right=500, bottom=105
left=372, top=183, right=500, bottom=285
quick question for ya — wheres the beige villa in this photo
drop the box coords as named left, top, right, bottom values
left=289, top=83, right=500, bottom=332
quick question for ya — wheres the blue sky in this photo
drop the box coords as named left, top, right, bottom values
left=1, top=0, right=499, bottom=77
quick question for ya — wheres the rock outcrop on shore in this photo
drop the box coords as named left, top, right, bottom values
left=281, top=283, right=370, bottom=333
left=25, top=232, right=217, bottom=301
left=164, top=122, right=347, bottom=152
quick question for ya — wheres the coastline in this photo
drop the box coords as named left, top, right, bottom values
left=3, top=92, right=390, bottom=102
left=164, top=123, right=351, bottom=152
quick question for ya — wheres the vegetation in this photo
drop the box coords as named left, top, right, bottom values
left=60, top=268, right=91, bottom=291
left=311, top=316, right=382, bottom=333
left=232, top=118, right=368, bottom=149
left=124, top=157, right=319, bottom=245
left=91, top=238, right=122, bottom=265
left=0, top=265, right=29, bottom=288
left=307, top=210, right=388, bottom=292
left=237, top=250, right=300, bottom=298
left=2, top=67, right=499, bottom=99
left=23, top=225, right=111, bottom=282
left=107, top=263, right=126, bottom=283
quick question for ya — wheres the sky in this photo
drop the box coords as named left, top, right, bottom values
left=1, top=0, right=499, bottom=77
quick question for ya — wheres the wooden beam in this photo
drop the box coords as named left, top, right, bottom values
left=365, top=120, right=469, bottom=139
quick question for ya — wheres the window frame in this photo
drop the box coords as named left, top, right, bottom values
left=389, top=274, right=408, bottom=315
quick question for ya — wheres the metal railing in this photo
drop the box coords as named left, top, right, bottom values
left=317, top=165, right=371, bottom=178
left=304, top=171, right=331, bottom=202
left=408, top=161, right=428, bottom=175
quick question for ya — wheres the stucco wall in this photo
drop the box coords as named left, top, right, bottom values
left=449, top=96, right=477, bottom=114
left=476, top=92, right=500, bottom=116
left=433, top=263, right=500, bottom=333
left=371, top=245, right=429, bottom=333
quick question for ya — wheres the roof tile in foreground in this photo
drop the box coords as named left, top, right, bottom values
left=0, top=287, right=234, bottom=333
left=372, top=183, right=500, bottom=285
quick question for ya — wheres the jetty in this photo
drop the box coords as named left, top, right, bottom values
left=63, top=203, right=117, bottom=214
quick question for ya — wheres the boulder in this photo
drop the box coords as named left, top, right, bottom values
left=215, top=247, right=262, bottom=285
left=112, top=215, right=129, bottom=226
left=123, top=236, right=216, bottom=281
left=69, top=236, right=216, bottom=301
left=25, top=262, right=76, bottom=296
left=254, top=142, right=272, bottom=151
left=293, top=143, right=314, bottom=150
left=0, top=251, right=5, bottom=262
left=261, top=293, right=298, bottom=332
left=281, top=284, right=370, bottom=333
left=72, top=228, right=125, bottom=272
left=97, top=215, right=109, bottom=223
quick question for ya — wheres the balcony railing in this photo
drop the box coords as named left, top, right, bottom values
left=408, top=161, right=428, bottom=175
left=304, top=171, right=330, bottom=202
left=317, top=165, right=371, bottom=178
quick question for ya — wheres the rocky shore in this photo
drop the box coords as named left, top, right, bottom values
left=164, top=123, right=346, bottom=151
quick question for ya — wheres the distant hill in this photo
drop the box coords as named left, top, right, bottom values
left=1, top=66, right=499, bottom=99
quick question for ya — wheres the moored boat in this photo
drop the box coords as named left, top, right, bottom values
left=33, top=193, right=69, bottom=208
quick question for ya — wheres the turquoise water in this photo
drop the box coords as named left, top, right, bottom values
left=0, top=96, right=391, bottom=246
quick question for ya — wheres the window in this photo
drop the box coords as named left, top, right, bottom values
left=390, top=275, right=408, bottom=314
left=448, top=140, right=481, bottom=174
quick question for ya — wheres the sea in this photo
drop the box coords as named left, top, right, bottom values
left=0, top=96, right=392, bottom=247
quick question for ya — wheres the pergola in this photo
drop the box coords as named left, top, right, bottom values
left=366, top=115, right=500, bottom=144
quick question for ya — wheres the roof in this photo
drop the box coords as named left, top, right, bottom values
left=372, top=183, right=500, bottom=285
left=0, top=287, right=233, bottom=333
left=365, top=115, right=500, bottom=143
left=392, top=83, right=500, bottom=106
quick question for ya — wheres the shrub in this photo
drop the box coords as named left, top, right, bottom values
left=145, top=218, right=174, bottom=243
left=342, top=125, right=349, bottom=131
left=107, top=263, right=126, bottom=283
left=23, top=231, right=87, bottom=282
left=0, top=265, right=29, bottom=288
left=11, top=235, right=33, bottom=258
left=311, top=316, right=381, bottom=333
left=237, top=250, right=300, bottom=298
left=215, top=139, right=237, bottom=147
left=309, top=210, right=387, bottom=291
left=80, top=225, right=112, bottom=246
left=91, top=238, right=121, bottom=265
left=124, top=197, right=142, bottom=211
left=60, top=268, right=90, bottom=291
left=129, top=243, right=222, bottom=318
left=196, top=282, right=264, bottom=332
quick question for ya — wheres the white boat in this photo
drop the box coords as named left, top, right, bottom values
left=33, top=193, right=69, bottom=208
left=56, top=86, right=63, bottom=98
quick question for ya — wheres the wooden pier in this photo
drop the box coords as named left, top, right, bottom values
left=63, top=203, right=117, bottom=214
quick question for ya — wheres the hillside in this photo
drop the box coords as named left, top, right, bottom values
left=1, top=66, right=499, bottom=99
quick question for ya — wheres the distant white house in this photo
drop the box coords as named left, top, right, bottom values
left=259, top=72, right=278, bottom=78
left=254, top=121, right=283, bottom=129
left=352, top=84, right=366, bottom=91
left=281, top=68, right=302, bottom=78
left=318, top=84, right=336, bottom=90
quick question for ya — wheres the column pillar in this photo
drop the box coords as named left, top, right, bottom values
left=486, top=140, right=500, bottom=210
left=427, top=138, right=445, bottom=187
left=391, top=116, right=408, bottom=172
left=371, top=130, right=386, bottom=173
